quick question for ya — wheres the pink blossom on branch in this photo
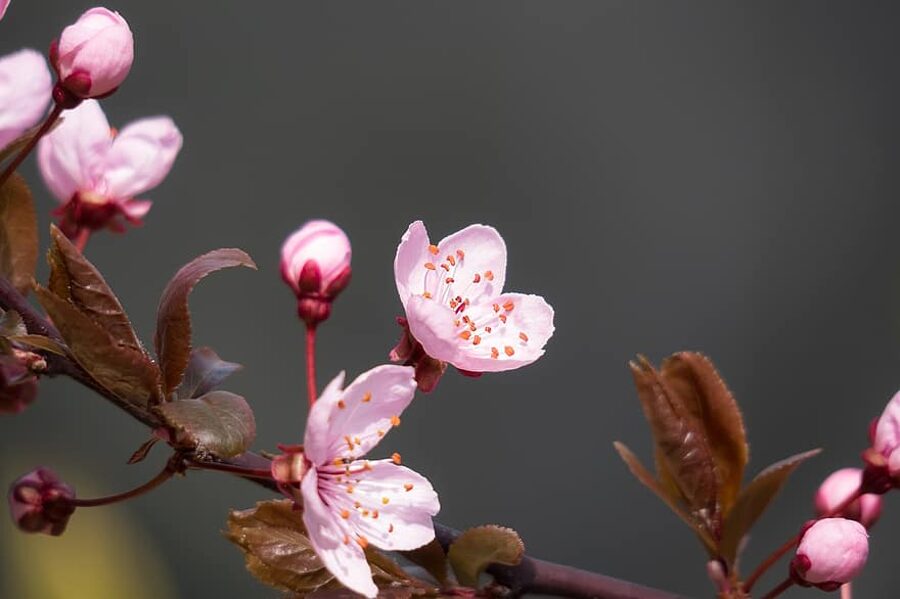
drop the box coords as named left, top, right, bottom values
left=792, top=518, right=868, bottom=591
left=274, top=365, right=439, bottom=598
left=37, top=99, right=182, bottom=237
left=394, top=221, right=554, bottom=375
left=50, top=7, right=133, bottom=101
left=0, top=49, right=52, bottom=149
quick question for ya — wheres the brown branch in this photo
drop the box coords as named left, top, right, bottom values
left=0, top=277, right=686, bottom=599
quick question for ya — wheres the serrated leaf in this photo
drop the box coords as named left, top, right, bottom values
left=719, top=448, right=821, bottom=566
left=402, top=539, right=449, bottom=586
left=36, top=285, right=161, bottom=405
left=614, top=441, right=717, bottom=554
left=156, top=390, right=256, bottom=458
left=175, top=346, right=242, bottom=400
left=661, top=352, right=748, bottom=515
left=630, top=356, right=719, bottom=521
left=0, top=173, right=38, bottom=294
left=447, top=525, right=524, bottom=589
left=155, top=248, right=256, bottom=397
left=47, top=225, right=143, bottom=352
left=9, top=334, right=67, bottom=355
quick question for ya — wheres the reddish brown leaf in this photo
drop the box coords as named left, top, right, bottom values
left=447, top=525, right=524, bottom=589
left=0, top=173, right=38, bottom=294
left=175, top=346, right=242, bottom=399
left=402, top=539, right=450, bottom=586
left=157, top=391, right=256, bottom=458
left=661, top=353, right=748, bottom=514
left=719, top=448, right=822, bottom=566
left=36, top=285, right=161, bottom=405
left=155, top=248, right=256, bottom=397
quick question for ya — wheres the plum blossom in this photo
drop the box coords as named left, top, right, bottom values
left=814, top=468, right=882, bottom=528
left=37, top=99, right=182, bottom=236
left=792, top=518, right=868, bottom=590
left=273, top=365, right=439, bottom=598
left=394, top=221, right=554, bottom=375
left=51, top=7, right=133, bottom=101
left=0, top=49, right=52, bottom=150
left=8, top=467, right=75, bottom=536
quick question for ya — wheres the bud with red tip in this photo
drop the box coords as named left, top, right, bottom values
left=791, top=518, right=868, bottom=591
left=8, top=468, right=75, bottom=536
left=815, top=468, right=882, bottom=528
left=280, top=220, right=352, bottom=327
left=49, top=7, right=133, bottom=107
left=0, top=354, right=38, bottom=415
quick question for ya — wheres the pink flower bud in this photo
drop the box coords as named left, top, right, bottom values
left=8, top=468, right=75, bottom=536
left=51, top=7, right=133, bottom=101
left=793, top=518, right=868, bottom=590
left=281, top=221, right=351, bottom=326
left=815, top=468, right=882, bottom=528
left=0, top=354, right=38, bottom=415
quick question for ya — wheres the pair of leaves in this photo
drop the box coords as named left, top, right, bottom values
left=615, top=352, right=819, bottom=569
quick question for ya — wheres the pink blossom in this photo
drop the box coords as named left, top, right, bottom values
left=51, top=7, right=133, bottom=100
left=294, top=365, right=439, bottom=597
left=37, top=99, right=182, bottom=236
left=394, top=221, right=554, bottom=373
left=0, top=49, right=52, bottom=150
left=814, top=468, right=882, bottom=528
left=7, top=467, right=75, bottom=536
left=793, top=518, right=868, bottom=589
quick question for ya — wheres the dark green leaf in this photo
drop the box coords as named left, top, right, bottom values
left=719, top=448, right=822, bottom=566
left=157, top=390, right=256, bottom=458
left=155, top=248, right=256, bottom=397
left=447, top=525, right=524, bottom=589
left=175, top=346, right=242, bottom=399
left=36, top=285, right=161, bottom=405
left=0, top=173, right=38, bottom=294
left=402, top=539, right=449, bottom=586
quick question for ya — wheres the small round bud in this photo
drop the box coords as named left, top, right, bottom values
left=792, top=518, right=868, bottom=590
left=51, top=7, right=133, bottom=101
left=0, top=354, right=38, bottom=415
left=815, top=468, right=882, bottom=528
left=8, top=467, right=75, bottom=536
left=281, top=220, right=352, bottom=299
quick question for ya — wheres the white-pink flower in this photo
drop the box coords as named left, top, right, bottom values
left=0, top=49, right=52, bottom=150
left=52, top=7, right=133, bottom=99
left=299, top=365, right=439, bottom=598
left=37, top=99, right=182, bottom=235
left=394, top=221, right=554, bottom=373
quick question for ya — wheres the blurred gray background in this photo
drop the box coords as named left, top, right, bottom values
left=3, top=1, right=900, bottom=597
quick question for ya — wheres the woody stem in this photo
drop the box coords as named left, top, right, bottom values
left=69, top=454, right=182, bottom=507
left=759, top=578, right=794, bottom=599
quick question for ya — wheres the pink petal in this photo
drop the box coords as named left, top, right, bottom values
left=301, top=468, right=378, bottom=598
left=874, top=390, right=900, bottom=457
left=434, top=224, right=507, bottom=301
left=322, top=459, right=439, bottom=552
left=304, top=366, right=416, bottom=467
left=37, top=99, right=111, bottom=202
left=394, top=220, right=432, bottom=307
left=57, top=8, right=133, bottom=97
left=408, top=292, right=554, bottom=372
left=119, top=199, right=152, bottom=220
left=0, top=49, right=52, bottom=150
left=102, top=116, right=182, bottom=199
left=0, top=0, right=9, bottom=21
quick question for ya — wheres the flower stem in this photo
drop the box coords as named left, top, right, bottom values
left=0, top=104, right=63, bottom=189
left=841, top=582, right=853, bottom=599
left=759, top=578, right=794, bottom=599
left=743, top=487, right=864, bottom=592
left=305, top=325, right=317, bottom=406
left=187, top=458, right=272, bottom=479
left=69, top=454, right=182, bottom=508
left=73, top=228, right=91, bottom=253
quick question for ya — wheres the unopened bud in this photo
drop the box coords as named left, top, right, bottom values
left=792, top=518, right=868, bottom=590
left=0, top=354, right=38, bottom=415
left=8, top=467, right=75, bottom=536
left=281, top=220, right=352, bottom=303
left=815, top=468, right=882, bottom=528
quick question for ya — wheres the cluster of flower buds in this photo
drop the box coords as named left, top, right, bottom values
left=862, top=389, right=900, bottom=493
left=0, top=353, right=40, bottom=415
left=791, top=518, right=869, bottom=591
left=815, top=467, right=882, bottom=528
left=280, top=220, right=352, bottom=327
left=7, top=467, right=75, bottom=536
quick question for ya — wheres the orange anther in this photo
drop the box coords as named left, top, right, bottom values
left=354, top=501, right=361, bottom=508
left=362, top=510, right=370, bottom=517
left=356, top=535, right=369, bottom=549
left=424, top=262, right=436, bottom=270
left=469, top=322, right=476, bottom=331
left=447, top=254, right=456, bottom=266
left=392, top=452, right=402, bottom=465
left=346, top=485, right=355, bottom=494
left=462, top=315, right=471, bottom=323
left=344, top=534, right=350, bottom=545
left=491, top=347, right=499, bottom=359
left=382, top=497, right=390, bottom=505
left=372, top=510, right=379, bottom=519
left=337, top=399, right=346, bottom=410
left=354, top=437, right=361, bottom=446
left=341, top=509, right=350, bottom=519
left=377, top=429, right=385, bottom=437
left=456, top=249, right=465, bottom=259
left=404, top=483, right=414, bottom=492
left=441, top=263, right=450, bottom=272
left=503, top=300, right=515, bottom=311
left=429, top=244, right=439, bottom=255
left=390, top=415, right=401, bottom=426
left=362, top=392, right=372, bottom=403
left=472, top=335, right=481, bottom=345
left=493, top=303, right=500, bottom=312
left=344, top=436, right=354, bottom=451
left=422, top=291, right=432, bottom=299
left=473, top=273, right=481, bottom=283
left=484, top=270, right=494, bottom=281
left=505, top=346, right=515, bottom=356
left=484, top=326, right=492, bottom=333
left=499, top=314, right=507, bottom=323
left=460, top=330, right=471, bottom=340
left=445, top=277, right=454, bottom=284
left=389, top=523, right=395, bottom=533
left=519, top=332, right=529, bottom=342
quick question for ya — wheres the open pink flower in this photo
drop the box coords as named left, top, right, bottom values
left=0, top=49, right=52, bottom=150
left=394, top=221, right=554, bottom=373
left=37, top=99, right=182, bottom=236
left=297, top=365, right=439, bottom=597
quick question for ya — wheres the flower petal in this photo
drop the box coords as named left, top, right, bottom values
left=319, top=460, right=439, bottom=552
left=37, top=99, right=110, bottom=202
left=394, top=220, right=432, bottom=307
left=0, top=0, right=9, bottom=21
left=874, top=390, right=900, bottom=457
left=304, top=366, right=416, bottom=467
left=301, top=468, right=378, bottom=598
left=435, top=224, right=507, bottom=302
left=101, top=116, right=182, bottom=200
left=0, top=49, right=52, bottom=150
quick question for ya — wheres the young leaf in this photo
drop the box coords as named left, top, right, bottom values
left=402, top=539, right=450, bottom=586
left=447, top=525, right=525, bottom=589
left=36, top=285, right=161, bottom=405
left=0, top=173, right=38, bottom=294
left=175, top=346, right=242, bottom=400
left=9, top=334, right=67, bottom=356
left=661, top=353, right=748, bottom=514
left=719, top=448, right=822, bottom=566
left=614, top=441, right=717, bottom=554
left=47, top=225, right=143, bottom=352
left=156, top=390, right=256, bottom=458
left=155, top=248, right=256, bottom=397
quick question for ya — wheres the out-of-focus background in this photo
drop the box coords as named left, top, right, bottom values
left=3, top=2, right=900, bottom=597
